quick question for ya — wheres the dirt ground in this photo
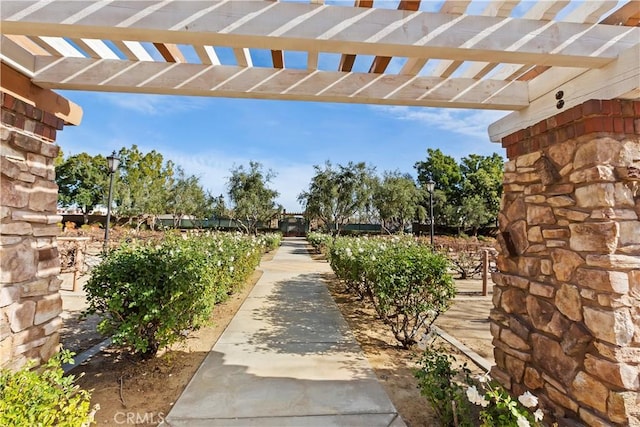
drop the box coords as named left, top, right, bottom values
left=63, top=245, right=492, bottom=427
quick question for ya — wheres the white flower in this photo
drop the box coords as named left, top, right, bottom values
left=533, top=409, right=544, bottom=422
left=466, top=386, right=480, bottom=403
left=516, top=416, right=530, bottom=427
left=518, top=391, right=539, bottom=408
left=466, top=386, right=489, bottom=407
left=229, top=266, right=234, bottom=272
left=477, top=373, right=490, bottom=383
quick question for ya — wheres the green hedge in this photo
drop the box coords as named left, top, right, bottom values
left=85, top=232, right=270, bottom=359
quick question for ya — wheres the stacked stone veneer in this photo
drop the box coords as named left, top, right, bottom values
left=492, top=99, right=640, bottom=426
left=1, top=92, right=65, bottom=369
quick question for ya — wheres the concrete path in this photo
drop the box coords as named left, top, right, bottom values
left=163, top=237, right=405, bottom=427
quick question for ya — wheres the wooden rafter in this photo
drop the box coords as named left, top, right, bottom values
left=489, top=44, right=639, bottom=141
left=512, top=0, right=637, bottom=82
left=430, top=0, right=521, bottom=79
left=369, top=0, right=421, bottom=74
left=271, top=50, right=284, bottom=69
left=338, top=0, right=373, bottom=72
left=153, top=43, right=185, bottom=63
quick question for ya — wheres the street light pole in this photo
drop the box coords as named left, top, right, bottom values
left=426, top=180, right=435, bottom=246
left=104, top=151, right=120, bottom=252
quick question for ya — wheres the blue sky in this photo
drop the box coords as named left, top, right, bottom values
left=56, top=91, right=507, bottom=212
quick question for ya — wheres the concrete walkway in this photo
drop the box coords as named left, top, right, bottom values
left=163, top=238, right=405, bottom=427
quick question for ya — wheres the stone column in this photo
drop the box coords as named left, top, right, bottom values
left=492, top=99, right=640, bottom=426
left=0, top=84, right=76, bottom=369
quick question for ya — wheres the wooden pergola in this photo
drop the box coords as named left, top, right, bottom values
left=1, top=0, right=638, bottom=141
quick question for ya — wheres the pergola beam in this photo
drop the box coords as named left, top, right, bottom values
left=2, top=2, right=637, bottom=69
left=30, top=56, right=529, bottom=110
left=488, top=44, right=640, bottom=141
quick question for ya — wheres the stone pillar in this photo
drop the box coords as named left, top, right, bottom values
left=0, top=82, right=76, bottom=369
left=492, top=99, right=640, bottom=426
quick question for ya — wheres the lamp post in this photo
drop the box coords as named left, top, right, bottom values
left=425, top=180, right=435, bottom=246
left=104, top=151, right=120, bottom=252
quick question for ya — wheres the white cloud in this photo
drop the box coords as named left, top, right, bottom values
left=372, top=106, right=509, bottom=141
left=96, top=93, right=206, bottom=115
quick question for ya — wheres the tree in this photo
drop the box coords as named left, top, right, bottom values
left=460, top=153, right=503, bottom=230
left=373, top=171, right=425, bottom=233
left=447, top=195, right=494, bottom=235
left=166, top=166, right=210, bottom=228
left=414, top=149, right=504, bottom=234
left=56, top=153, right=109, bottom=223
left=209, top=194, right=227, bottom=219
left=114, top=145, right=173, bottom=230
left=227, top=161, right=281, bottom=234
left=415, top=149, right=463, bottom=229
left=415, top=148, right=462, bottom=201
left=298, top=161, right=376, bottom=235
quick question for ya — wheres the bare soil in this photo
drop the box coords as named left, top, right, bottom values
left=66, top=243, right=491, bottom=427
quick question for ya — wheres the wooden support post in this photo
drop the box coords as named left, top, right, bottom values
left=482, top=249, right=489, bottom=296
left=72, top=240, right=82, bottom=292
left=72, top=270, right=80, bottom=292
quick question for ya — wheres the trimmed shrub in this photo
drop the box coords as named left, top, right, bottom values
left=326, top=235, right=455, bottom=348
left=260, top=232, right=282, bottom=252
left=307, top=232, right=331, bottom=253
left=0, top=349, right=98, bottom=427
left=84, top=232, right=264, bottom=359
left=368, top=242, right=455, bottom=348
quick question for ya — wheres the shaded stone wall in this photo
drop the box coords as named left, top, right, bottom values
left=1, top=91, right=65, bottom=369
left=492, top=99, right=640, bottom=426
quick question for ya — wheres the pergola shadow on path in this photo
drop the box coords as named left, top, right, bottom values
left=1, top=1, right=639, bottom=425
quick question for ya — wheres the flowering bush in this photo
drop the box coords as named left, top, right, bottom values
left=369, top=241, right=455, bottom=347
left=259, top=232, right=282, bottom=252
left=326, top=235, right=455, bottom=348
left=328, top=236, right=381, bottom=299
left=85, top=232, right=265, bottom=359
left=469, top=374, right=545, bottom=427
left=415, top=345, right=474, bottom=426
left=307, top=232, right=331, bottom=253
left=416, top=346, right=546, bottom=427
